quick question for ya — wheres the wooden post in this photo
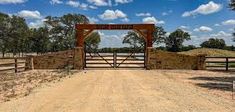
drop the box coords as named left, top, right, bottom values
left=14, top=58, right=18, bottom=73
left=31, top=57, right=34, bottom=70
left=226, top=57, right=229, bottom=71
left=146, top=30, right=153, bottom=47
left=113, top=52, right=117, bottom=68
left=76, top=29, right=84, bottom=47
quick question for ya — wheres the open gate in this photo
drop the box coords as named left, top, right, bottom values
left=85, top=44, right=145, bottom=69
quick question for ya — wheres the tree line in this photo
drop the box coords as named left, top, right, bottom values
left=0, top=12, right=101, bottom=57
left=0, top=0, right=235, bottom=57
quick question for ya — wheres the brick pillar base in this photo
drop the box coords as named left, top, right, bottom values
left=73, top=47, right=84, bottom=69
left=197, top=54, right=206, bottom=70
left=146, top=47, right=155, bottom=70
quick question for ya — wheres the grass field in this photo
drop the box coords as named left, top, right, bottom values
left=179, top=48, right=235, bottom=57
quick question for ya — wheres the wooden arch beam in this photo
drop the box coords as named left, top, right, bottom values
left=76, top=24, right=155, bottom=47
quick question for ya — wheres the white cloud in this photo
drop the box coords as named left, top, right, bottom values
left=214, top=23, right=220, bottom=26
left=79, top=3, right=89, bottom=10
left=99, top=32, right=126, bottom=48
left=88, top=17, right=99, bottom=23
left=99, top=9, right=127, bottom=20
left=121, top=18, right=130, bottom=22
left=229, top=28, right=234, bottom=32
left=0, top=0, right=27, bottom=4
left=17, top=10, right=41, bottom=19
left=142, top=17, right=165, bottom=25
left=66, top=1, right=80, bottom=7
left=179, top=25, right=189, bottom=29
left=50, top=0, right=62, bottom=5
left=222, top=19, right=235, bottom=25
left=162, top=10, right=173, bottom=16
left=136, top=13, right=151, bottom=17
left=66, top=1, right=90, bottom=10
left=29, top=19, right=46, bottom=28
left=194, top=26, right=213, bottom=32
left=115, top=0, right=133, bottom=4
left=210, top=31, right=232, bottom=37
left=89, top=5, right=98, bottom=9
left=182, top=1, right=222, bottom=17
left=87, top=0, right=109, bottom=6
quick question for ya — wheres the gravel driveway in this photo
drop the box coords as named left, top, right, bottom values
left=0, top=70, right=234, bottom=112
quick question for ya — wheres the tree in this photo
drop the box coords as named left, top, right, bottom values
left=200, top=38, right=226, bottom=49
left=30, top=27, right=50, bottom=54
left=181, top=45, right=196, bottom=51
left=123, top=31, right=145, bottom=48
left=8, top=15, right=29, bottom=56
left=0, top=12, right=10, bottom=57
left=165, top=29, right=191, bottom=52
left=230, top=0, right=235, bottom=10
left=122, top=26, right=166, bottom=48
left=45, top=14, right=89, bottom=51
left=85, top=32, right=101, bottom=51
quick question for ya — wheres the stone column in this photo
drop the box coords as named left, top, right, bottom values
left=146, top=47, right=155, bottom=70
left=73, top=47, right=84, bottom=69
left=197, top=54, right=206, bottom=70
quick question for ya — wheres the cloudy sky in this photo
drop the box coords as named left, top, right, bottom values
left=0, top=0, right=234, bottom=48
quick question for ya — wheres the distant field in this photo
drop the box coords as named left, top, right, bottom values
left=179, top=48, right=235, bottom=57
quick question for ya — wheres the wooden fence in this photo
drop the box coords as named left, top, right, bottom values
left=206, top=57, right=235, bottom=71
left=0, top=57, right=27, bottom=73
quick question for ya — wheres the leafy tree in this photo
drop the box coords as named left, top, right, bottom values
left=0, top=12, right=10, bottom=57
left=165, top=29, right=191, bottom=52
left=123, top=31, right=145, bottom=48
left=9, top=16, right=29, bottom=56
left=230, top=0, right=235, bottom=10
left=45, top=14, right=89, bottom=51
left=181, top=45, right=196, bottom=51
left=122, top=26, right=166, bottom=48
left=30, top=27, right=50, bottom=54
left=85, top=32, right=101, bottom=52
left=200, top=38, right=226, bottom=49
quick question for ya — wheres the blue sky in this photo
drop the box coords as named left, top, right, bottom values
left=0, top=0, right=234, bottom=48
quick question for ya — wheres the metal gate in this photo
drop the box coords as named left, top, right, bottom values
left=85, top=45, right=145, bottom=69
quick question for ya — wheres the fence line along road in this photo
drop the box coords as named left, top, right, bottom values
left=206, top=57, right=235, bottom=71
left=0, top=57, right=27, bottom=73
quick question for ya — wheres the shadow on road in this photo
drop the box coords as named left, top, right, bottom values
left=189, top=73, right=235, bottom=92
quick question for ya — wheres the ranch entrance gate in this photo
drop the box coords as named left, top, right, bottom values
left=76, top=24, right=155, bottom=69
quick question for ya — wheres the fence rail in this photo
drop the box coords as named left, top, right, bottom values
left=206, top=57, right=235, bottom=71
left=0, top=57, right=27, bottom=73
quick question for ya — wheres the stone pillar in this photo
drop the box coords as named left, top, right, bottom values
left=197, top=54, right=206, bottom=70
left=25, top=55, right=34, bottom=70
left=146, top=47, right=155, bottom=70
left=73, top=47, right=84, bottom=69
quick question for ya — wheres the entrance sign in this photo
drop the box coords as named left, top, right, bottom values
left=75, top=24, right=155, bottom=48
left=94, top=24, right=134, bottom=29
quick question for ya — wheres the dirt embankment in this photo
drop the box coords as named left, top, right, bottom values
left=0, top=70, right=77, bottom=102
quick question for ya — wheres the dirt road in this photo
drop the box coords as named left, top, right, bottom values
left=0, top=70, right=234, bottom=112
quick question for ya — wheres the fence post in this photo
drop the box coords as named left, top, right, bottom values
left=15, top=58, right=18, bottom=73
left=226, top=57, right=229, bottom=71
left=113, top=52, right=117, bottom=68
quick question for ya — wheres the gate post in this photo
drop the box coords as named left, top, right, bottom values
left=113, top=52, right=117, bottom=68
left=146, top=47, right=155, bottom=70
left=73, top=47, right=85, bottom=69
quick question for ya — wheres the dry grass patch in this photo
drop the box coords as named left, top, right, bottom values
left=0, top=70, right=78, bottom=103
